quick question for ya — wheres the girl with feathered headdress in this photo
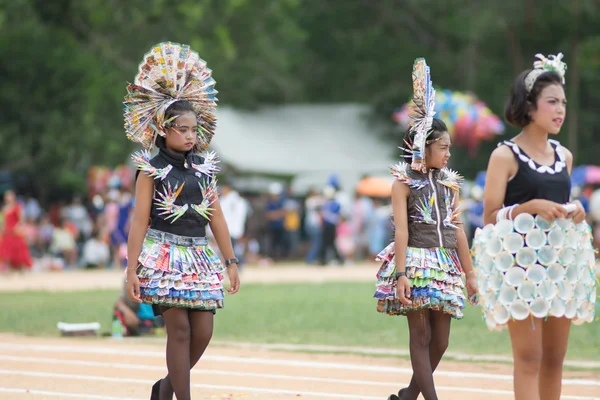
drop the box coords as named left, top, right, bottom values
left=374, top=59, right=477, bottom=400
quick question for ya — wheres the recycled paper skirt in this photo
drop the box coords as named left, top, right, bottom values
left=471, top=214, right=597, bottom=331
left=136, top=229, right=225, bottom=311
left=374, top=243, right=466, bottom=319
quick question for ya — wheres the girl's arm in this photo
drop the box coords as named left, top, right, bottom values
left=564, top=148, right=586, bottom=223
left=208, top=198, right=240, bottom=294
left=125, top=173, right=153, bottom=302
left=126, top=174, right=153, bottom=272
left=391, top=180, right=410, bottom=274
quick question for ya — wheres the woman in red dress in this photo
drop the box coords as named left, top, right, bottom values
left=0, top=190, right=33, bottom=271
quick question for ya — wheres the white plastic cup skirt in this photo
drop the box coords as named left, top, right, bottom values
left=472, top=215, right=597, bottom=330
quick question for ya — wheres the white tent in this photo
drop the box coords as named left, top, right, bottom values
left=210, top=104, right=398, bottom=193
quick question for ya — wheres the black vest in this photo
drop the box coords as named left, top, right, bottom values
left=391, top=162, right=463, bottom=249
left=135, top=146, right=217, bottom=237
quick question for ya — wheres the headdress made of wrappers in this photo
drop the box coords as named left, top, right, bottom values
left=124, top=42, right=218, bottom=152
left=407, top=58, right=436, bottom=173
left=524, top=53, right=567, bottom=93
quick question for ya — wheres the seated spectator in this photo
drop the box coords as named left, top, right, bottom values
left=50, top=218, right=78, bottom=268
left=113, top=280, right=164, bottom=336
left=82, top=230, right=110, bottom=268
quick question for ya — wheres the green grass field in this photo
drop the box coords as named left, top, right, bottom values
left=1, top=282, right=598, bottom=361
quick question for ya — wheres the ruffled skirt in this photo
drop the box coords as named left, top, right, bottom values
left=136, top=229, right=225, bottom=311
left=471, top=215, right=597, bottom=331
left=374, top=243, right=466, bottom=319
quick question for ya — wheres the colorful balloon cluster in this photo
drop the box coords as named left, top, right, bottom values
left=393, top=90, right=504, bottom=155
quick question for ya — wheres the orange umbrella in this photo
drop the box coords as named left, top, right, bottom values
left=356, top=176, right=395, bottom=197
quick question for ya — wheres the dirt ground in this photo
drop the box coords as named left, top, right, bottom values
left=0, top=334, right=598, bottom=400
left=0, top=265, right=599, bottom=399
left=0, top=264, right=377, bottom=292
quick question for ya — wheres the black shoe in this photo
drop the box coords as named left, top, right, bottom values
left=387, top=395, right=399, bottom=400
left=150, top=379, right=161, bottom=400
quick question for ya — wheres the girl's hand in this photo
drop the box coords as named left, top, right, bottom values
left=126, top=269, right=142, bottom=303
left=566, top=200, right=586, bottom=224
left=226, top=264, right=240, bottom=294
left=530, top=199, right=568, bottom=221
left=396, top=276, right=412, bottom=305
left=466, top=276, right=478, bottom=305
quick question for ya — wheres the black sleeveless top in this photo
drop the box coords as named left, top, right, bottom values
left=134, top=145, right=217, bottom=238
left=500, top=139, right=570, bottom=207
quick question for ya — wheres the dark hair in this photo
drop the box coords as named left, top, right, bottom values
left=402, top=117, right=448, bottom=153
left=504, top=70, right=564, bottom=127
left=155, top=100, right=196, bottom=147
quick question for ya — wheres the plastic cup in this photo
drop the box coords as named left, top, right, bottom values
left=539, top=279, right=558, bottom=300
left=514, top=213, right=535, bottom=234
left=498, top=284, right=517, bottom=305
left=485, top=234, right=503, bottom=257
left=564, top=300, right=578, bottom=319
left=547, top=228, right=565, bottom=248
left=517, top=280, right=538, bottom=300
left=495, top=219, right=514, bottom=237
left=537, top=245, right=558, bottom=266
left=516, top=248, right=537, bottom=267
left=509, top=299, right=530, bottom=320
left=547, top=263, right=566, bottom=282
left=565, top=229, right=579, bottom=249
left=557, top=279, right=574, bottom=300
left=558, top=248, right=575, bottom=265
left=525, top=264, right=547, bottom=284
left=565, top=265, right=580, bottom=283
left=530, top=297, right=550, bottom=318
left=503, top=232, right=524, bottom=254
left=504, top=267, right=526, bottom=287
left=525, top=228, right=546, bottom=249
left=549, top=298, right=566, bottom=317
left=493, top=303, right=510, bottom=325
left=494, top=251, right=514, bottom=272
left=556, top=218, right=573, bottom=230
left=535, top=215, right=554, bottom=231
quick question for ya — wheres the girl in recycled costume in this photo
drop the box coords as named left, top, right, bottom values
left=124, top=42, right=240, bottom=400
left=472, top=53, right=597, bottom=400
left=374, top=59, right=477, bottom=400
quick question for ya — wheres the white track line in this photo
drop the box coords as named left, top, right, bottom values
left=0, top=387, right=144, bottom=400
left=209, top=341, right=600, bottom=369
left=1, top=343, right=598, bottom=387
left=3, top=354, right=600, bottom=391
left=0, top=370, right=598, bottom=400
